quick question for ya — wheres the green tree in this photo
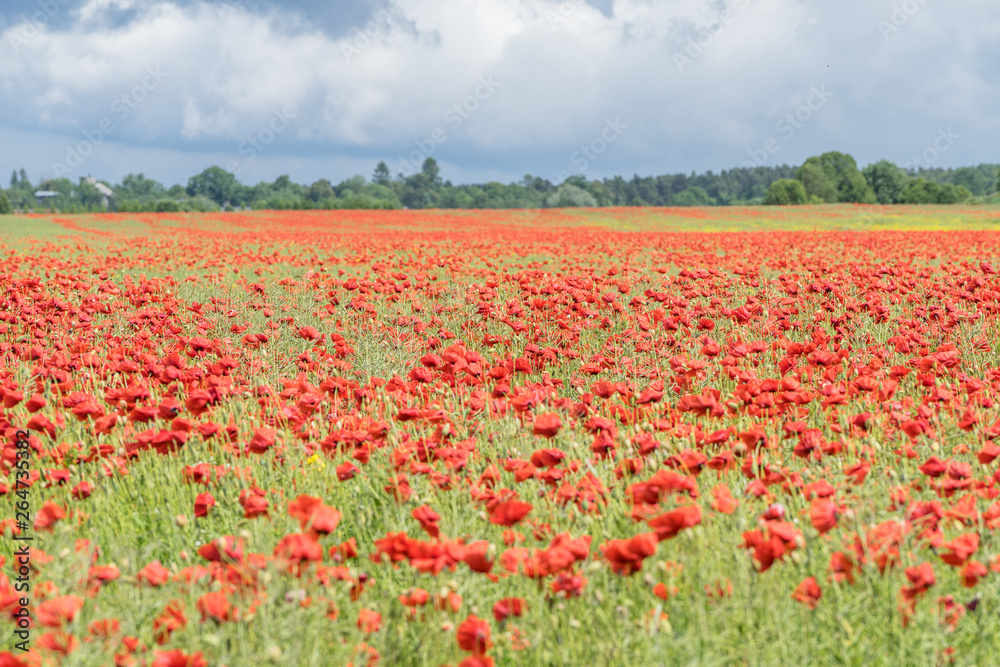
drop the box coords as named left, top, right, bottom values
left=671, top=186, right=715, bottom=206
left=307, top=179, right=335, bottom=203
left=9, top=171, right=16, bottom=189
left=797, top=152, right=876, bottom=203
left=400, top=159, right=443, bottom=209
left=0, top=191, right=11, bottom=214
left=155, top=200, right=181, bottom=212
left=900, top=179, right=939, bottom=204
left=117, top=173, right=166, bottom=203
left=897, top=179, right=969, bottom=204
left=947, top=166, right=992, bottom=196
left=421, top=158, right=442, bottom=187
left=336, top=175, right=367, bottom=197
left=187, top=166, right=242, bottom=206
left=545, top=184, right=597, bottom=208
left=796, top=161, right=837, bottom=203
left=372, top=161, right=391, bottom=186
left=862, top=160, right=907, bottom=204
left=763, top=179, right=808, bottom=205
left=936, top=183, right=972, bottom=204
left=76, top=182, right=106, bottom=209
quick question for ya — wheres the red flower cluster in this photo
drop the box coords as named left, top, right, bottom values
left=1, top=211, right=1000, bottom=662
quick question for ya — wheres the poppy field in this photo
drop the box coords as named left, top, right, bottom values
left=3, top=206, right=1000, bottom=666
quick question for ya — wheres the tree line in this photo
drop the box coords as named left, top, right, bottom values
left=1, top=155, right=997, bottom=214
left=763, top=153, right=996, bottom=205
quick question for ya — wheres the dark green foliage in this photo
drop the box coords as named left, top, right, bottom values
left=796, top=161, right=837, bottom=203
left=764, top=179, right=808, bottom=205
left=899, top=179, right=972, bottom=204
left=187, top=166, right=242, bottom=206
left=906, top=164, right=999, bottom=196
left=797, top=152, right=875, bottom=203
left=307, top=179, right=335, bottom=203
left=372, top=161, right=392, bottom=186
left=863, top=160, right=908, bottom=204
left=671, top=186, right=715, bottom=206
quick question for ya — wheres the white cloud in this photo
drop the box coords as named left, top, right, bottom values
left=0, top=0, right=998, bottom=183
left=78, top=0, right=139, bottom=22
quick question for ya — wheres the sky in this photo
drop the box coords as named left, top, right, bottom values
left=0, top=0, right=998, bottom=188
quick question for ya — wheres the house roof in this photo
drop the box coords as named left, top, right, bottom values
left=34, top=190, right=58, bottom=197
left=83, top=177, right=114, bottom=197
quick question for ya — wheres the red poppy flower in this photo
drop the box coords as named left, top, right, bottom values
left=648, top=505, right=701, bottom=541
left=35, top=595, right=84, bottom=628
left=940, top=533, right=979, bottom=567
left=492, top=597, right=526, bottom=622
left=0, top=652, right=29, bottom=666
left=792, top=577, right=822, bottom=609
left=194, top=492, right=215, bottom=518
left=459, top=657, right=495, bottom=667
left=961, top=560, right=988, bottom=588
left=918, top=456, right=947, bottom=478
left=529, top=448, right=566, bottom=468
left=336, top=461, right=359, bottom=481
left=488, top=500, right=532, bottom=527
left=239, top=488, right=269, bottom=518
left=247, top=427, right=277, bottom=454
left=356, top=608, right=381, bottom=633
left=601, top=533, right=658, bottom=575
left=152, top=649, right=209, bottom=667
left=711, top=485, right=738, bottom=514
left=197, top=590, right=237, bottom=623
left=152, top=601, right=187, bottom=644
left=137, top=561, right=171, bottom=587
left=809, top=498, right=838, bottom=534
left=532, top=413, right=562, bottom=438
left=399, top=588, right=430, bottom=607
left=35, top=631, right=78, bottom=656
left=412, top=505, right=441, bottom=538
left=198, top=536, right=245, bottom=564
left=288, top=495, right=341, bottom=534
left=34, top=501, right=65, bottom=531
left=274, top=533, right=323, bottom=572
left=71, top=481, right=94, bottom=499
left=298, top=326, right=321, bottom=340
left=456, top=614, right=492, bottom=654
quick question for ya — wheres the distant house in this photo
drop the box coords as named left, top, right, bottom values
left=84, top=177, right=114, bottom=207
left=34, top=190, right=57, bottom=206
